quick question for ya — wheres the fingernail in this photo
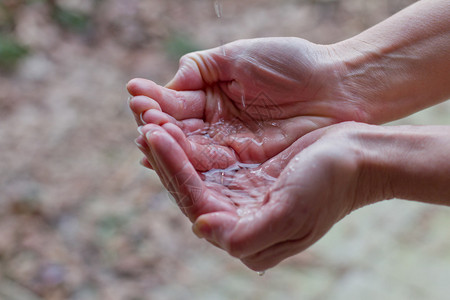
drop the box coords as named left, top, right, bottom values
left=127, top=95, right=133, bottom=105
left=137, top=126, right=144, bottom=135
left=134, top=138, right=145, bottom=150
left=145, top=130, right=155, bottom=141
left=139, top=112, right=147, bottom=125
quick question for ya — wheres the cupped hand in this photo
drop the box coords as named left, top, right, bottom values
left=128, top=38, right=369, bottom=170
left=135, top=121, right=374, bottom=271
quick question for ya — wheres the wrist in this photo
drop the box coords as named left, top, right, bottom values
left=329, top=39, right=404, bottom=125
left=356, top=125, right=450, bottom=204
left=328, top=0, right=450, bottom=124
left=313, top=123, right=389, bottom=211
left=337, top=124, right=391, bottom=208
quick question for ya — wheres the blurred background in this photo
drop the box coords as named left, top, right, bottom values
left=0, top=0, right=449, bottom=299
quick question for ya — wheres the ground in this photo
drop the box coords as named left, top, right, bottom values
left=0, top=0, right=449, bottom=299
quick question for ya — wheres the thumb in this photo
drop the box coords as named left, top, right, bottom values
left=165, top=55, right=206, bottom=91
left=193, top=198, right=289, bottom=258
left=192, top=211, right=239, bottom=247
left=166, top=46, right=229, bottom=91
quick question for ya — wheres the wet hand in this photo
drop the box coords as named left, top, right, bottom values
left=135, top=121, right=372, bottom=271
left=128, top=38, right=369, bottom=170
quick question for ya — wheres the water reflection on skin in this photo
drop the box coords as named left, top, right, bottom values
left=201, top=161, right=277, bottom=216
left=214, top=0, right=223, bottom=18
left=186, top=116, right=293, bottom=215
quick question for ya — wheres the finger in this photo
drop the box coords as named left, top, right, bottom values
left=129, top=96, right=162, bottom=126
left=192, top=211, right=239, bottom=241
left=127, top=78, right=206, bottom=120
left=136, top=133, right=173, bottom=194
left=161, top=122, right=192, bottom=153
left=136, top=127, right=177, bottom=190
left=135, top=134, right=155, bottom=168
left=141, top=109, right=175, bottom=126
left=141, top=124, right=235, bottom=221
left=189, top=142, right=237, bottom=171
left=165, top=55, right=205, bottom=91
left=140, top=108, right=206, bottom=136
left=165, top=48, right=232, bottom=91
left=140, top=157, right=153, bottom=170
left=178, top=118, right=206, bottom=135
left=145, top=125, right=224, bottom=218
left=135, top=134, right=171, bottom=188
left=141, top=113, right=235, bottom=171
left=147, top=143, right=185, bottom=214
left=162, top=122, right=238, bottom=171
left=192, top=192, right=293, bottom=259
left=138, top=127, right=191, bottom=217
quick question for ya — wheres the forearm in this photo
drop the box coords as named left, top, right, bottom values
left=333, top=0, right=450, bottom=124
left=359, top=125, right=450, bottom=205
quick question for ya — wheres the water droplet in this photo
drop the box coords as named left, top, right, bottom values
left=220, top=42, right=226, bottom=56
left=214, top=0, right=223, bottom=18
left=257, top=271, right=265, bottom=276
left=241, top=94, right=246, bottom=109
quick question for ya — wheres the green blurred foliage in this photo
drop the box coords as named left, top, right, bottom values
left=0, top=34, right=28, bottom=71
left=51, top=7, right=91, bottom=33
left=0, top=1, right=28, bottom=71
left=97, top=214, right=128, bottom=241
left=0, top=0, right=95, bottom=71
left=164, top=32, right=201, bottom=61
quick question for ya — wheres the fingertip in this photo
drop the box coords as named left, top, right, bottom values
left=138, top=124, right=161, bottom=145
left=192, top=212, right=239, bottom=250
left=137, top=125, right=144, bottom=136
left=126, top=78, right=143, bottom=95
left=134, top=137, right=145, bottom=150
left=161, top=122, right=191, bottom=153
left=165, top=56, right=204, bottom=91
left=144, top=126, right=167, bottom=149
left=129, top=96, right=162, bottom=115
left=161, top=121, right=182, bottom=133
left=141, top=109, right=172, bottom=126
left=140, top=157, right=153, bottom=169
left=192, top=216, right=212, bottom=239
left=139, top=112, right=147, bottom=125
left=127, top=78, right=162, bottom=99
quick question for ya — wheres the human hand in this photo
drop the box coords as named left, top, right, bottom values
left=134, top=121, right=378, bottom=271
left=128, top=38, right=370, bottom=170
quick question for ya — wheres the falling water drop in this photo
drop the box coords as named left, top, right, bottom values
left=257, top=271, right=265, bottom=276
left=212, top=0, right=227, bottom=55
left=214, top=0, right=223, bottom=18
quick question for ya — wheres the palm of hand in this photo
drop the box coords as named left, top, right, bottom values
left=183, top=38, right=339, bottom=167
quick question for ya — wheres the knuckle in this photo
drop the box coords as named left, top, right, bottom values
left=179, top=53, right=197, bottom=66
left=179, top=54, right=190, bottom=64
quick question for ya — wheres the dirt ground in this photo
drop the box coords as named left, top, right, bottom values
left=1, top=0, right=449, bottom=299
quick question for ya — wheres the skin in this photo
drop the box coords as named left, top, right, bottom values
left=135, top=122, right=450, bottom=271
left=128, top=0, right=450, bottom=271
left=129, top=37, right=364, bottom=170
